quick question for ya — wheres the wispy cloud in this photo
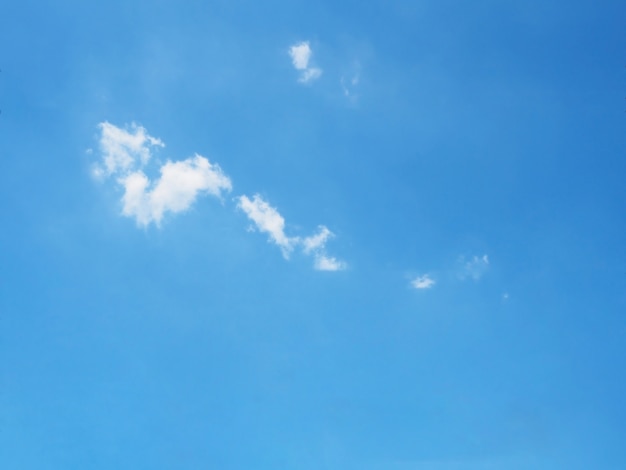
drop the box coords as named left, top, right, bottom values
left=237, top=195, right=345, bottom=270
left=303, top=226, right=346, bottom=271
left=340, top=61, right=361, bottom=100
left=302, top=225, right=333, bottom=254
left=237, top=194, right=298, bottom=258
left=95, top=122, right=164, bottom=177
left=411, top=274, right=435, bottom=289
left=314, top=255, right=347, bottom=272
left=458, top=254, right=490, bottom=281
left=94, top=122, right=231, bottom=227
left=289, top=41, right=322, bottom=84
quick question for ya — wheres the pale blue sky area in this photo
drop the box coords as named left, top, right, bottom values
left=1, top=1, right=625, bottom=468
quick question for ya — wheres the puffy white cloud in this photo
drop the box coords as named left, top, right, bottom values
left=94, top=122, right=231, bottom=227
left=237, top=194, right=298, bottom=258
left=314, top=255, right=346, bottom=272
left=97, top=122, right=164, bottom=176
left=120, top=155, right=232, bottom=226
left=458, top=254, right=490, bottom=281
left=289, top=41, right=322, bottom=84
left=289, top=42, right=313, bottom=70
left=411, top=274, right=435, bottom=289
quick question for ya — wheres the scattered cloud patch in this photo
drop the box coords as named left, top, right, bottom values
left=411, top=274, right=435, bottom=290
left=237, top=195, right=345, bottom=270
left=314, top=255, right=346, bottom=272
left=289, top=41, right=322, bottom=84
left=93, top=122, right=231, bottom=227
left=237, top=194, right=298, bottom=258
left=458, top=254, right=490, bottom=281
left=300, top=67, right=322, bottom=83
left=96, top=121, right=164, bottom=177
left=302, top=225, right=333, bottom=254
left=93, top=122, right=345, bottom=271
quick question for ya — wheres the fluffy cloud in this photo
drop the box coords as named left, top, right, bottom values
left=302, top=225, right=333, bottom=254
left=120, top=155, right=232, bottom=226
left=289, top=42, right=312, bottom=70
left=289, top=41, right=322, bottom=84
left=237, top=195, right=345, bottom=269
left=94, top=122, right=231, bottom=226
left=458, top=254, right=490, bottom=281
left=96, top=122, right=164, bottom=177
left=411, top=274, right=435, bottom=289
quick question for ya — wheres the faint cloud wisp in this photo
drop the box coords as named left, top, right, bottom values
left=237, top=194, right=346, bottom=270
left=458, top=254, right=490, bottom=281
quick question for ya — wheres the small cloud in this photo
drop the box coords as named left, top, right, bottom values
left=96, top=121, right=164, bottom=176
left=289, top=42, right=313, bottom=70
left=302, top=225, right=333, bottom=254
left=237, top=195, right=345, bottom=269
left=299, top=67, right=322, bottom=84
left=502, top=292, right=510, bottom=301
left=289, top=41, right=322, bottom=84
left=411, top=274, right=435, bottom=289
left=237, top=194, right=298, bottom=258
left=314, top=255, right=346, bottom=271
left=458, top=254, right=490, bottom=281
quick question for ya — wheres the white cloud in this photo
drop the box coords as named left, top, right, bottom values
left=458, top=254, right=490, bottom=281
left=120, top=155, right=232, bottom=226
left=94, top=122, right=231, bottom=227
left=96, top=121, right=164, bottom=176
left=237, top=194, right=298, bottom=258
left=314, top=255, right=346, bottom=272
left=237, top=195, right=345, bottom=269
left=302, top=225, right=333, bottom=254
left=289, top=41, right=322, bottom=84
left=299, top=67, right=322, bottom=84
left=289, top=42, right=313, bottom=70
left=411, top=274, right=435, bottom=289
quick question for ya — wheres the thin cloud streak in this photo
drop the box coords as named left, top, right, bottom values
left=237, top=194, right=298, bottom=258
left=237, top=195, right=345, bottom=270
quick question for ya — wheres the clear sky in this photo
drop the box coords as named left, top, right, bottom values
left=1, top=1, right=625, bottom=468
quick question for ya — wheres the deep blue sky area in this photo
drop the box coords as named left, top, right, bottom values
left=1, top=1, right=625, bottom=469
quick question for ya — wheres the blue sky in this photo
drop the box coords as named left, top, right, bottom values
left=1, top=1, right=625, bottom=468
